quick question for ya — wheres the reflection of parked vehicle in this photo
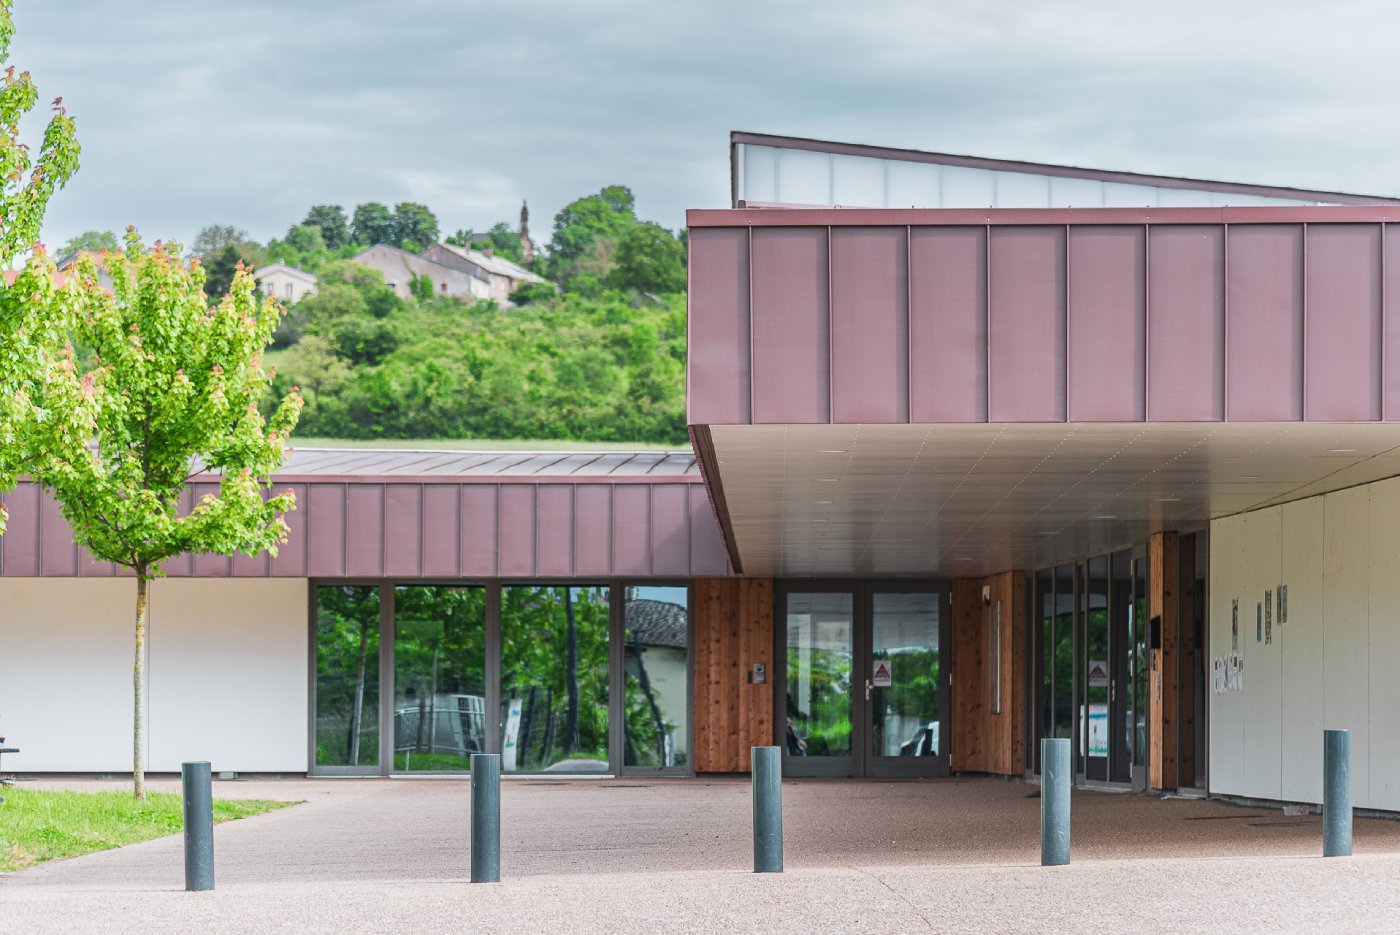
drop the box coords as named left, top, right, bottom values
left=394, top=693, right=485, bottom=768
left=900, top=722, right=938, bottom=757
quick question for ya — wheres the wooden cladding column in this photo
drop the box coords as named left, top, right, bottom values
left=693, top=578, right=775, bottom=772
left=1149, top=532, right=1180, bottom=790
left=951, top=572, right=1025, bottom=776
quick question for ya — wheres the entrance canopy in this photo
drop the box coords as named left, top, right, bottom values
left=687, top=206, right=1400, bottom=576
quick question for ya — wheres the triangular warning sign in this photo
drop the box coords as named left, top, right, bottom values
left=1088, top=662, right=1107, bottom=679
left=875, top=662, right=890, bottom=679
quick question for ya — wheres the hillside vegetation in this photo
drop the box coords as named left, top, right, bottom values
left=67, top=185, right=690, bottom=445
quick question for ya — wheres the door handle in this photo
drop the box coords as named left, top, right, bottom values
left=865, top=679, right=873, bottom=702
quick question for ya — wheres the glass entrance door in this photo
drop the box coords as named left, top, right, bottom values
left=782, top=584, right=948, bottom=778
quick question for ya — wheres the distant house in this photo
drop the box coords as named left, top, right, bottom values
left=422, top=243, right=549, bottom=305
left=350, top=244, right=488, bottom=301
left=255, top=262, right=318, bottom=304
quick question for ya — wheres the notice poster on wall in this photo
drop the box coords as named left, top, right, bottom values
left=1257, top=602, right=1263, bottom=643
left=1265, top=590, right=1273, bottom=645
left=1232, top=599, right=1239, bottom=651
left=1087, top=704, right=1109, bottom=757
left=1279, top=584, right=1288, bottom=626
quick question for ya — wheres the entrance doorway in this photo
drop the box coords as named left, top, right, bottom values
left=1032, top=549, right=1148, bottom=788
left=779, top=584, right=950, bottom=778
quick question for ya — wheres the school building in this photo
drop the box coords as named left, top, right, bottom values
left=5, top=132, right=1400, bottom=812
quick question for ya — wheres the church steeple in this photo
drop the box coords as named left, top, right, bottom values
left=518, top=201, right=532, bottom=264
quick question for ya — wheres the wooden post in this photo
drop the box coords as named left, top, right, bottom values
left=1149, top=532, right=1179, bottom=791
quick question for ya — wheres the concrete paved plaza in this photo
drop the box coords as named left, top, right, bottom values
left=5, top=776, right=1400, bottom=933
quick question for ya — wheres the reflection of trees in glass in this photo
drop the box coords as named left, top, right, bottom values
left=623, top=591, right=687, bottom=767
left=502, top=586, right=610, bottom=770
left=1053, top=612, right=1074, bottom=739
left=316, top=586, right=380, bottom=766
left=786, top=648, right=852, bottom=756
left=394, top=586, right=486, bottom=771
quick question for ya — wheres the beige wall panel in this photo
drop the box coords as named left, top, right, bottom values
left=1280, top=497, right=1326, bottom=803
left=0, top=579, right=142, bottom=772
left=1323, top=484, right=1372, bottom=805
left=147, top=579, right=309, bottom=773
left=1208, top=512, right=1247, bottom=796
left=1239, top=509, right=1282, bottom=801
left=1368, top=481, right=1400, bottom=810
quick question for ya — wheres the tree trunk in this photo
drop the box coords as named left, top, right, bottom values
left=631, top=645, right=669, bottom=765
left=564, top=589, right=580, bottom=754
left=131, top=568, right=150, bottom=801
left=348, top=616, right=370, bottom=765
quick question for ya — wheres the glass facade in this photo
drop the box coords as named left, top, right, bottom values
left=624, top=586, right=690, bottom=768
left=869, top=592, right=940, bottom=758
left=313, top=582, right=684, bottom=775
left=785, top=592, right=854, bottom=758
left=393, top=585, right=486, bottom=772
left=315, top=585, right=381, bottom=769
left=501, top=585, right=611, bottom=773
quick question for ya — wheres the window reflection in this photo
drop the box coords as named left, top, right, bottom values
left=500, top=585, right=611, bottom=773
left=624, top=586, right=689, bottom=768
left=870, top=593, right=940, bottom=758
left=315, top=586, right=380, bottom=768
left=393, top=586, right=486, bottom=772
left=785, top=592, right=853, bottom=757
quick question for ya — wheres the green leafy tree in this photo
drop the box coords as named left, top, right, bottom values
left=0, top=0, right=81, bottom=535
left=285, top=223, right=326, bottom=257
left=607, top=221, right=686, bottom=294
left=190, top=224, right=263, bottom=267
left=59, top=229, right=119, bottom=259
left=300, top=205, right=349, bottom=250
left=31, top=234, right=303, bottom=799
left=351, top=202, right=395, bottom=246
left=202, top=244, right=242, bottom=300
left=392, top=202, right=438, bottom=250
left=547, top=185, right=636, bottom=287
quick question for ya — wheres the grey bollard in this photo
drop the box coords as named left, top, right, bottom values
left=1041, top=738, right=1071, bottom=866
left=181, top=761, right=215, bottom=891
left=1324, top=729, right=1352, bottom=857
left=470, top=753, right=501, bottom=882
left=752, top=746, right=783, bottom=873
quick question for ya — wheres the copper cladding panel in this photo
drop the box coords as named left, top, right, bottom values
left=1067, top=226, right=1145, bottom=421
left=830, top=227, right=909, bottom=423
left=1148, top=226, right=1225, bottom=420
left=1306, top=225, right=1382, bottom=420
left=988, top=227, right=1067, bottom=422
left=1227, top=225, right=1305, bottom=421
left=910, top=227, right=988, bottom=422
left=687, top=228, right=751, bottom=425
left=750, top=228, right=830, bottom=423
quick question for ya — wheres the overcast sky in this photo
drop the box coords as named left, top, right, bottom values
left=11, top=0, right=1400, bottom=251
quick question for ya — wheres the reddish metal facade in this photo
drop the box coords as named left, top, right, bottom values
left=687, top=206, right=1400, bottom=425
left=0, top=480, right=731, bottom=579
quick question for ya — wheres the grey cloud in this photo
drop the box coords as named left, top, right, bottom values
left=9, top=0, right=1400, bottom=252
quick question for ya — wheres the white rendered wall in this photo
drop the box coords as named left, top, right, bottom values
left=0, top=578, right=308, bottom=773
left=1210, top=476, right=1400, bottom=810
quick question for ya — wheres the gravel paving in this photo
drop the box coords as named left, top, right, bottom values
left=4, top=776, right=1399, bottom=933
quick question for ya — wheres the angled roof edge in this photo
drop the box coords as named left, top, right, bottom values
left=730, top=130, right=1400, bottom=206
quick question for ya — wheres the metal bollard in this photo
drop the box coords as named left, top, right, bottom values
left=470, top=753, right=501, bottom=882
left=752, top=746, right=783, bottom=873
left=181, top=761, right=215, bottom=891
left=1324, top=729, right=1352, bottom=857
left=1041, top=738, right=1071, bottom=867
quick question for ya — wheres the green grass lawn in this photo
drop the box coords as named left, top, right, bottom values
left=0, top=788, right=295, bottom=872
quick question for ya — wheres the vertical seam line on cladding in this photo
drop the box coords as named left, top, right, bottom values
left=905, top=223, right=913, bottom=424
left=1062, top=223, right=1070, bottom=422
left=1302, top=222, right=1309, bottom=421
left=417, top=485, right=425, bottom=579
left=817, top=225, right=828, bottom=419
left=380, top=483, right=388, bottom=579
left=339, top=483, right=348, bottom=577
left=747, top=225, right=754, bottom=425
left=985, top=223, right=992, bottom=422
left=646, top=484, right=654, bottom=577
left=568, top=486, right=576, bottom=578
left=492, top=483, right=501, bottom=578
left=452, top=483, right=462, bottom=578
left=1223, top=224, right=1231, bottom=422
left=1382, top=222, right=1388, bottom=421
left=1142, top=224, right=1150, bottom=422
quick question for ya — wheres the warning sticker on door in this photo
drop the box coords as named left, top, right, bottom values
left=872, top=660, right=893, bottom=688
left=1088, top=660, right=1109, bottom=688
